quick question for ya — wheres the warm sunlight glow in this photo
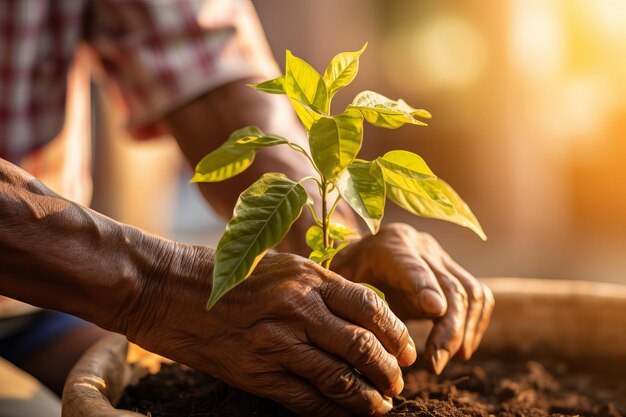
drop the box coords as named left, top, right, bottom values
left=382, top=15, right=487, bottom=92
left=558, top=75, right=608, bottom=143
left=509, top=0, right=564, bottom=78
left=585, top=0, right=626, bottom=40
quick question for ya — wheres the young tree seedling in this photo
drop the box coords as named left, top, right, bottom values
left=192, top=44, right=486, bottom=309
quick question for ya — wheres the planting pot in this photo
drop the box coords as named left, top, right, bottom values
left=61, top=278, right=626, bottom=417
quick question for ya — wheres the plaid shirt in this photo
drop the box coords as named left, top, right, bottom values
left=0, top=0, right=277, bottom=164
left=0, top=0, right=277, bottom=323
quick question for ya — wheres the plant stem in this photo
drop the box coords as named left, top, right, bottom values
left=321, top=179, right=331, bottom=270
left=298, top=176, right=323, bottom=191
left=287, top=142, right=320, bottom=176
left=328, top=192, right=342, bottom=224
left=305, top=203, right=323, bottom=226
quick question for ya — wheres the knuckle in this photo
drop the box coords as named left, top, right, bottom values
left=248, top=322, right=291, bottom=353
left=467, top=283, right=484, bottom=304
left=377, top=357, right=402, bottom=395
left=449, top=278, right=469, bottom=309
left=356, top=286, right=390, bottom=330
left=383, top=222, right=417, bottom=241
left=363, top=289, right=386, bottom=323
left=326, top=370, right=381, bottom=416
left=419, top=231, right=435, bottom=242
left=273, top=292, right=307, bottom=319
left=319, top=271, right=343, bottom=296
left=363, top=396, right=383, bottom=416
left=483, top=284, right=495, bottom=309
left=328, top=368, right=360, bottom=397
left=291, top=258, right=319, bottom=279
left=271, top=285, right=322, bottom=321
left=399, top=257, right=428, bottom=276
left=416, top=265, right=438, bottom=282
left=394, top=324, right=409, bottom=352
left=389, top=222, right=414, bottom=234
left=348, top=329, right=378, bottom=364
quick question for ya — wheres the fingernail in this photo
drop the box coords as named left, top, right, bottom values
left=398, top=342, right=417, bottom=366
left=431, top=348, right=449, bottom=375
left=375, top=396, right=394, bottom=415
left=419, top=288, right=447, bottom=316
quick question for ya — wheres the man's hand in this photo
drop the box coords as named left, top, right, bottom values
left=332, top=223, right=494, bottom=375
left=0, top=159, right=416, bottom=416
left=123, top=249, right=417, bottom=417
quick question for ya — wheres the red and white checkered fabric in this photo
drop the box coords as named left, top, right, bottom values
left=0, top=0, right=277, bottom=164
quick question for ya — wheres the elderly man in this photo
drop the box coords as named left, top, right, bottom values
left=0, top=1, right=493, bottom=416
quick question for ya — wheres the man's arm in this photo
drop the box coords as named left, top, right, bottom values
left=0, top=158, right=185, bottom=333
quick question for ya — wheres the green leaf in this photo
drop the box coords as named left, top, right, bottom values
left=191, top=147, right=255, bottom=183
left=288, top=100, right=321, bottom=131
left=307, top=223, right=354, bottom=266
left=248, top=77, right=285, bottom=94
left=379, top=150, right=435, bottom=177
left=336, top=160, right=386, bottom=234
left=309, top=111, right=363, bottom=180
left=284, top=50, right=329, bottom=128
left=308, top=240, right=350, bottom=266
left=248, top=75, right=321, bottom=129
left=306, top=225, right=325, bottom=251
left=285, top=50, right=328, bottom=111
left=208, top=174, right=309, bottom=308
left=376, top=150, right=439, bottom=200
left=387, top=178, right=487, bottom=240
left=328, top=223, right=357, bottom=241
left=191, top=127, right=288, bottom=183
left=226, top=126, right=289, bottom=148
left=232, top=134, right=288, bottom=148
left=309, top=247, right=337, bottom=265
left=348, top=91, right=431, bottom=129
left=306, top=223, right=356, bottom=252
left=323, top=43, right=367, bottom=99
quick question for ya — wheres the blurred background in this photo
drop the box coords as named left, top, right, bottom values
left=89, top=0, right=626, bottom=284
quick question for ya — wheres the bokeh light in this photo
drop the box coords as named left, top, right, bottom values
left=382, top=14, right=488, bottom=92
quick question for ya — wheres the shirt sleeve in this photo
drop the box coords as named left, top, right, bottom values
left=86, top=0, right=279, bottom=139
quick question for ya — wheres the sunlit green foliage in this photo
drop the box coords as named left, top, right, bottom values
left=194, top=44, right=486, bottom=309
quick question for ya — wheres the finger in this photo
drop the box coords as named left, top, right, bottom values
left=280, top=343, right=394, bottom=416
left=306, top=306, right=404, bottom=397
left=369, top=235, right=449, bottom=318
left=322, top=275, right=417, bottom=367
left=422, top=270, right=468, bottom=374
left=472, top=282, right=495, bottom=353
left=254, top=372, right=352, bottom=417
left=443, top=258, right=484, bottom=360
left=395, top=254, right=451, bottom=320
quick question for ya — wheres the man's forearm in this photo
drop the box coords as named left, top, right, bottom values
left=164, top=78, right=360, bottom=256
left=0, top=158, right=204, bottom=334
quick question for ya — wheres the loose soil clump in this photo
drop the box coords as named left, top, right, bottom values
left=118, top=355, right=626, bottom=417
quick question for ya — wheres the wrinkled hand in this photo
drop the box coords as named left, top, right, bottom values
left=332, top=223, right=495, bottom=374
left=123, top=248, right=416, bottom=417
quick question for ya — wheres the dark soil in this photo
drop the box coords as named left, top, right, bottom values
left=118, top=355, right=626, bottom=417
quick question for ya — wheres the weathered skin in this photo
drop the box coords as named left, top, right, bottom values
left=125, top=249, right=416, bottom=417
left=166, top=77, right=495, bottom=377
left=332, top=224, right=495, bottom=374
left=0, top=158, right=409, bottom=416
left=0, top=78, right=494, bottom=416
